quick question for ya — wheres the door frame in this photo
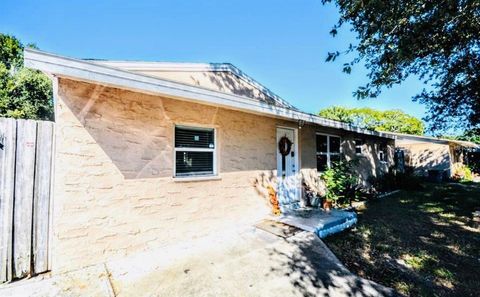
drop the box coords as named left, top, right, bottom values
left=276, top=126, right=300, bottom=200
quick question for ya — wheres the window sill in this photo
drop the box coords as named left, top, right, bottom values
left=173, top=175, right=222, bottom=183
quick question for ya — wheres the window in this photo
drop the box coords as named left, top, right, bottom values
left=379, top=151, right=386, bottom=162
left=379, top=144, right=387, bottom=163
left=355, top=139, right=363, bottom=155
left=316, top=134, right=341, bottom=171
left=174, top=126, right=216, bottom=177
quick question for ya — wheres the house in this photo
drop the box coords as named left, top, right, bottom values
left=24, top=49, right=395, bottom=274
left=387, top=132, right=480, bottom=179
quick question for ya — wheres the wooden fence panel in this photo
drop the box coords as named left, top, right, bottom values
left=0, top=118, right=16, bottom=282
left=32, top=121, right=54, bottom=274
left=0, top=118, right=53, bottom=283
left=12, top=120, right=37, bottom=279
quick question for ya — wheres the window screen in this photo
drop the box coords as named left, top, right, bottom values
left=175, top=127, right=214, bottom=149
left=175, top=151, right=213, bottom=176
left=175, top=126, right=215, bottom=177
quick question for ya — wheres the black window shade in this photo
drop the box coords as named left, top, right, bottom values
left=175, top=151, right=213, bottom=176
left=175, top=127, right=214, bottom=148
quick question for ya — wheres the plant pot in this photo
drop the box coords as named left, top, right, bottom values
left=311, top=196, right=321, bottom=207
left=323, top=200, right=333, bottom=211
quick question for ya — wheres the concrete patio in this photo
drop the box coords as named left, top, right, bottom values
left=0, top=226, right=399, bottom=297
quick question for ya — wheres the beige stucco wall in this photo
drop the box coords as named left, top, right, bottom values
left=53, top=78, right=302, bottom=273
left=125, top=69, right=289, bottom=108
left=52, top=78, right=394, bottom=273
left=398, top=142, right=452, bottom=176
left=300, top=124, right=394, bottom=187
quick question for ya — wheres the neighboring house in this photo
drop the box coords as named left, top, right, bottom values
left=24, top=49, right=394, bottom=274
left=387, top=132, right=480, bottom=178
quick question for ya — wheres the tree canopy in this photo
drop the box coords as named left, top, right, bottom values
left=0, top=33, right=53, bottom=120
left=319, top=106, right=425, bottom=135
left=322, top=0, right=480, bottom=132
left=457, top=128, right=480, bottom=144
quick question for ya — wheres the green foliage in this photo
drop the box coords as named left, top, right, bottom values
left=322, top=0, right=480, bottom=132
left=458, top=128, right=480, bottom=144
left=321, top=160, right=359, bottom=206
left=319, top=106, right=424, bottom=135
left=439, top=128, right=480, bottom=145
left=0, top=33, right=53, bottom=120
left=452, top=164, right=474, bottom=182
left=0, top=34, right=23, bottom=69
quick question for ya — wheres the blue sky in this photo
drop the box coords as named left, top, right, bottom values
left=1, top=0, right=426, bottom=119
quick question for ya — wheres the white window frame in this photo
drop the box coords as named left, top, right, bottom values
left=379, top=149, right=387, bottom=163
left=355, top=139, right=364, bottom=155
left=378, top=143, right=388, bottom=163
left=173, top=125, right=217, bottom=178
left=316, top=133, right=342, bottom=171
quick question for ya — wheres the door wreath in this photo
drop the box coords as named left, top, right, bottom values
left=278, top=136, right=292, bottom=156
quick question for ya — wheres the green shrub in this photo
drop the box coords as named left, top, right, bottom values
left=452, top=164, right=474, bottom=182
left=321, top=160, right=360, bottom=206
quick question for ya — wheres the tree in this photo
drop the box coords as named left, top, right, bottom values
left=319, top=106, right=425, bottom=135
left=322, top=0, right=480, bottom=132
left=0, top=34, right=53, bottom=120
left=457, top=128, right=480, bottom=144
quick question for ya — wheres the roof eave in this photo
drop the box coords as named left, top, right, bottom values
left=24, top=49, right=394, bottom=139
left=385, top=131, right=480, bottom=148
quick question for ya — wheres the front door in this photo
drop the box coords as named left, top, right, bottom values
left=276, top=127, right=300, bottom=211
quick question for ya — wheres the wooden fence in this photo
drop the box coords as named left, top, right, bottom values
left=0, top=118, right=54, bottom=283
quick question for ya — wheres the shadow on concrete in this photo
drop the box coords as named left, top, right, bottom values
left=265, top=232, right=400, bottom=297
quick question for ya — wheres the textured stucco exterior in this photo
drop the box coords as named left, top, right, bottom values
left=397, top=141, right=465, bottom=177
left=137, top=70, right=280, bottom=107
left=300, top=124, right=394, bottom=187
left=51, top=78, right=394, bottom=273
left=399, top=142, right=451, bottom=176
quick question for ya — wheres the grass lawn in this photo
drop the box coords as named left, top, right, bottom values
left=324, top=183, right=480, bottom=297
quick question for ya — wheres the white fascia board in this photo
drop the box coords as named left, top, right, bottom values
left=388, top=132, right=479, bottom=148
left=396, top=137, right=450, bottom=146
left=92, top=61, right=231, bottom=72
left=24, top=49, right=393, bottom=139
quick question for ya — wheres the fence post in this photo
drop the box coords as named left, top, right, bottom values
left=0, top=118, right=16, bottom=282
left=32, top=121, right=54, bottom=274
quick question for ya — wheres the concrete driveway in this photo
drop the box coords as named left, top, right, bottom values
left=1, top=227, right=399, bottom=297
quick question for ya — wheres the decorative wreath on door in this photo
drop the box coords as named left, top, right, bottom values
left=278, top=136, right=292, bottom=156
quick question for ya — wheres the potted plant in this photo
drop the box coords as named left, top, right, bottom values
left=323, top=198, right=333, bottom=211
